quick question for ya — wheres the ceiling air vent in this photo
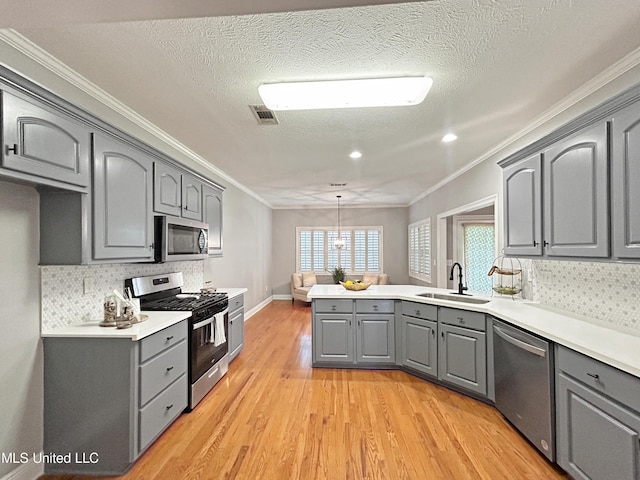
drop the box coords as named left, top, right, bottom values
left=249, top=105, right=279, bottom=125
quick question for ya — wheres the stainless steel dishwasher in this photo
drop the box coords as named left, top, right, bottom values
left=493, top=318, right=555, bottom=461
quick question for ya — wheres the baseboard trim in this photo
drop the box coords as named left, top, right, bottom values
left=244, top=296, right=272, bottom=320
left=1, top=456, right=44, bottom=480
left=272, top=294, right=292, bottom=301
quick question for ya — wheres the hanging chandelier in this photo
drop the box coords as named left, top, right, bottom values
left=334, top=195, right=345, bottom=250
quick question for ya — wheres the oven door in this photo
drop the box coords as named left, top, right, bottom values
left=191, top=308, right=229, bottom=382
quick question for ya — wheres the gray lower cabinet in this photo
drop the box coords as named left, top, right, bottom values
left=556, top=345, right=640, bottom=480
left=438, top=307, right=487, bottom=396
left=153, top=162, right=203, bottom=221
left=228, top=294, right=245, bottom=362
left=1, top=89, right=91, bottom=190
left=313, top=313, right=354, bottom=363
left=312, top=299, right=395, bottom=365
left=612, top=100, right=640, bottom=259
left=400, top=301, right=438, bottom=378
left=93, top=133, right=155, bottom=261
left=43, top=321, right=188, bottom=475
left=543, top=122, right=609, bottom=257
left=202, top=183, right=223, bottom=256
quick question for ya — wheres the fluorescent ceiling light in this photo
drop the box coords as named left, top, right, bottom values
left=258, top=76, right=433, bottom=111
left=349, top=151, right=362, bottom=159
left=442, top=133, right=458, bottom=142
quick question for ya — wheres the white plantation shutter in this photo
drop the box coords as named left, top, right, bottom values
left=409, top=219, right=431, bottom=282
left=296, top=227, right=382, bottom=273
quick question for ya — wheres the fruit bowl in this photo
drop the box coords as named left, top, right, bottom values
left=340, top=281, right=371, bottom=291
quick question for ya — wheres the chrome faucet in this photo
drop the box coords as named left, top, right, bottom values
left=449, top=262, right=468, bottom=295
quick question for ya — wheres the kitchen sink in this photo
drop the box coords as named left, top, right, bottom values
left=416, top=292, right=490, bottom=304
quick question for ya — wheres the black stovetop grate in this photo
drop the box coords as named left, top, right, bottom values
left=141, top=292, right=228, bottom=311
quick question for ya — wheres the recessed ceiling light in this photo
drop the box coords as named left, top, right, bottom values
left=442, top=133, right=458, bottom=143
left=349, top=151, right=362, bottom=159
left=258, top=76, right=433, bottom=111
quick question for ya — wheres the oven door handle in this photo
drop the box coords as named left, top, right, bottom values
left=192, top=308, right=229, bottom=330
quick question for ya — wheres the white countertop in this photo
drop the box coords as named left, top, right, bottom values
left=40, top=288, right=247, bottom=341
left=216, top=287, right=247, bottom=300
left=309, top=284, right=640, bottom=378
left=41, top=311, right=192, bottom=341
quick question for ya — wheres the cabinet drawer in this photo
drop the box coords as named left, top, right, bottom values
left=140, top=321, right=188, bottom=363
left=556, top=345, right=640, bottom=413
left=439, top=307, right=486, bottom=331
left=315, top=299, right=353, bottom=313
left=139, top=340, right=187, bottom=407
left=229, top=294, right=244, bottom=312
left=401, top=301, right=437, bottom=321
left=139, top=374, right=187, bottom=453
left=355, top=299, right=394, bottom=314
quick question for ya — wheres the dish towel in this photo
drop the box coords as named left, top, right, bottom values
left=213, top=311, right=226, bottom=346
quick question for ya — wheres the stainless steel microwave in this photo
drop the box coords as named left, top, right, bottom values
left=155, top=215, right=209, bottom=262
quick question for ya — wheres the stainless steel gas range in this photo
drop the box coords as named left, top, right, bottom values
left=126, top=272, right=229, bottom=410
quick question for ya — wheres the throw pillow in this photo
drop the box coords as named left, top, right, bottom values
left=292, top=273, right=303, bottom=289
left=302, top=272, right=317, bottom=287
left=362, top=273, right=379, bottom=285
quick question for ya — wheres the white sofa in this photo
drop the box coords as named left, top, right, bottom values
left=290, top=272, right=390, bottom=304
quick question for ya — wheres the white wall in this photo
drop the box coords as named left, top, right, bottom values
left=0, top=181, right=43, bottom=478
left=272, top=206, right=409, bottom=295
left=204, top=185, right=272, bottom=310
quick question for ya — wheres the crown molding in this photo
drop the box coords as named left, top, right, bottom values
left=0, top=29, right=272, bottom=208
left=410, top=44, right=640, bottom=206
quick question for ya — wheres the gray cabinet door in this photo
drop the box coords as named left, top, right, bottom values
left=228, top=307, right=244, bottom=362
left=502, top=154, right=542, bottom=256
left=181, top=173, right=203, bottom=221
left=556, top=371, right=640, bottom=480
left=355, top=314, right=395, bottom=364
left=313, top=314, right=354, bottom=363
left=93, top=133, right=154, bottom=261
left=612, top=101, right=640, bottom=259
left=401, top=315, right=437, bottom=377
left=153, top=162, right=182, bottom=217
left=2, top=90, right=91, bottom=188
left=438, top=323, right=487, bottom=395
left=543, top=122, right=609, bottom=257
left=202, top=183, right=223, bottom=257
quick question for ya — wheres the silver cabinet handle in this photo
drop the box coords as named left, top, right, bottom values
left=494, top=326, right=546, bottom=357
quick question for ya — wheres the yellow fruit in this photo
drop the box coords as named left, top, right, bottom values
left=345, top=281, right=353, bottom=285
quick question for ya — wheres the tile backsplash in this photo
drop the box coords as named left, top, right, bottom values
left=41, top=261, right=204, bottom=330
left=532, top=259, right=640, bottom=331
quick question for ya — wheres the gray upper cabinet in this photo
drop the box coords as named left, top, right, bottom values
left=93, top=133, right=155, bottom=261
left=153, top=162, right=203, bottom=221
left=503, top=154, right=543, bottom=256
left=153, top=162, right=181, bottom=217
left=542, top=122, right=609, bottom=257
left=612, top=101, right=640, bottom=259
left=202, top=183, right=223, bottom=257
left=1, top=89, right=91, bottom=190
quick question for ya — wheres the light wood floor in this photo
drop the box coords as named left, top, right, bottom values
left=42, top=300, right=568, bottom=480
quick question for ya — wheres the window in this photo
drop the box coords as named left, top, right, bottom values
left=296, top=227, right=382, bottom=273
left=409, top=218, right=431, bottom=283
left=453, top=216, right=495, bottom=294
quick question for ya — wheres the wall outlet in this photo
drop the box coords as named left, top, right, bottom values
left=83, top=276, right=94, bottom=294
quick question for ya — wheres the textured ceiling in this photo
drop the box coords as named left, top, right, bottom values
left=10, top=1, right=640, bottom=207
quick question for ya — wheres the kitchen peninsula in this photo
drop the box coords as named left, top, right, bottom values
left=309, top=284, right=640, bottom=479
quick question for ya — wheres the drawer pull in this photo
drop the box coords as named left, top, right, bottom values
left=166, top=366, right=174, bottom=372
left=166, top=335, right=174, bottom=341
left=373, top=305, right=379, bottom=310
left=5, top=143, right=18, bottom=155
left=331, top=305, right=336, bottom=311
left=166, top=404, right=174, bottom=411
left=457, top=317, right=465, bottom=324
left=587, top=372, right=600, bottom=379
left=415, top=310, right=421, bottom=316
